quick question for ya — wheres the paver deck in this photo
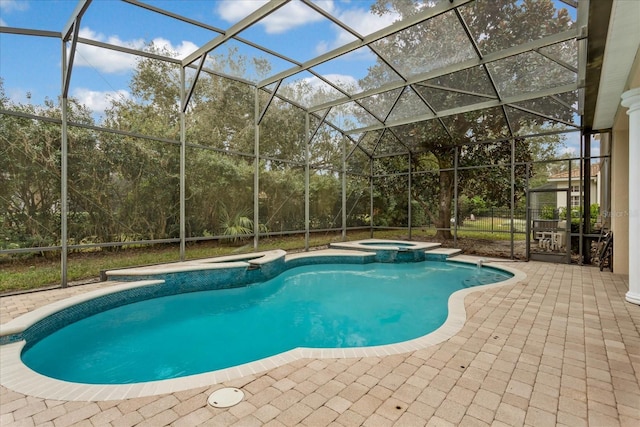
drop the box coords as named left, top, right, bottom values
left=1, top=259, right=639, bottom=426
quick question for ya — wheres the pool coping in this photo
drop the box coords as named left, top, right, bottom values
left=104, top=249, right=287, bottom=276
left=329, top=239, right=441, bottom=252
left=0, top=252, right=526, bottom=401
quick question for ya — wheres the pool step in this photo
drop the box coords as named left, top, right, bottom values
left=424, top=247, right=463, bottom=261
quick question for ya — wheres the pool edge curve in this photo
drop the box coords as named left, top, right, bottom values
left=0, top=253, right=526, bottom=401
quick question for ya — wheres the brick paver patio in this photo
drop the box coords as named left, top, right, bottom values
left=1, top=260, right=639, bottom=426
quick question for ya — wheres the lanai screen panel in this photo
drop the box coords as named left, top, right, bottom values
left=335, top=0, right=581, bottom=146
left=309, top=125, right=344, bottom=171
left=0, top=34, right=61, bottom=112
left=185, top=148, right=254, bottom=239
left=96, top=54, right=182, bottom=141
left=372, top=174, right=409, bottom=228
left=309, top=169, right=343, bottom=230
left=346, top=144, right=372, bottom=176
left=260, top=98, right=307, bottom=164
left=78, top=132, right=181, bottom=242
left=186, top=74, right=255, bottom=154
left=259, top=161, right=305, bottom=233
left=410, top=170, right=441, bottom=228
left=1, top=118, right=62, bottom=249
left=0, top=0, right=585, bottom=254
left=345, top=175, right=371, bottom=228
left=0, top=0, right=583, bottom=152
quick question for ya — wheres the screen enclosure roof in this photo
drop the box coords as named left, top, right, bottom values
left=1, top=0, right=593, bottom=156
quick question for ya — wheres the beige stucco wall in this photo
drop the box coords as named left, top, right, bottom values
left=611, top=116, right=629, bottom=274
left=610, top=51, right=640, bottom=275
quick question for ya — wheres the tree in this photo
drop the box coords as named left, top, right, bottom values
left=101, top=43, right=331, bottom=240
left=185, top=149, right=254, bottom=237
left=363, top=0, right=576, bottom=238
left=0, top=97, right=61, bottom=248
left=0, top=79, right=102, bottom=249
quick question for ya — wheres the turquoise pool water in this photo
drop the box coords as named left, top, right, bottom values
left=21, top=261, right=511, bottom=384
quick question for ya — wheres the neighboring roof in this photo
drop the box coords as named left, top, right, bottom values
left=548, top=162, right=601, bottom=180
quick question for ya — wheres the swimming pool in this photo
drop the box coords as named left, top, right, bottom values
left=0, top=243, right=526, bottom=400
left=20, top=261, right=512, bottom=384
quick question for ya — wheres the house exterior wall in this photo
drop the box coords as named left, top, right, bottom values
left=552, top=179, right=599, bottom=209
left=557, top=190, right=567, bottom=209
left=611, top=51, right=640, bottom=275
left=612, top=119, right=630, bottom=275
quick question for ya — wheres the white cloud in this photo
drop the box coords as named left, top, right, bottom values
left=284, top=74, right=358, bottom=94
left=216, top=0, right=269, bottom=23
left=338, top=6, right=397, bottom=37
left=74, top=27, right=145, bottom=73
left=314, top=4, right=399, bottom=55
left=301, top=75, right=331, bottom=91
left=216, top=0, right=333, bottom=34
left=72, top=88, right=130, bottom=113
left=0, top=0, right=29, bottom=13
left=150, top=38, right=199, bottom=60
left=7, top=86, right=31, bottom=104
left=215, top=0, right=396, bottom=56
left=261, top=1, right=330, bottom=34
left=280, top=73, right=358, bottom=107
left=320, top=73, right=360, bottom=91
left=0, top=0, right=28, bottom=25
left=74, top=27, right=198, bottom=74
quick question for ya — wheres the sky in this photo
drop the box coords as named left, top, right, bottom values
left=0, top=0, right=585, bottom=156
left=0, top=0, right=396, bottom=113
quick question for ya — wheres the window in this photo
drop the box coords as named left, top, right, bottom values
left=571, top=195, right=580, bottom=208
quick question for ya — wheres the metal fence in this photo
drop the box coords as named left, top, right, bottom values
left=454, top=207, right=527, bottom=234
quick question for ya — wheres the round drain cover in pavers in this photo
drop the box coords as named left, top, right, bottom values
left=207, top=387, right=244, bottom=408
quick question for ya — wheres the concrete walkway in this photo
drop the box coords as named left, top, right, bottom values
left=1, top=260, right=639, bottom=426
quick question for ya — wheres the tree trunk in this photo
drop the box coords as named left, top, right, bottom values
left=435, top=169, right=454, bottom=239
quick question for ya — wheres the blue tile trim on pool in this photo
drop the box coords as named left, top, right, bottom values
left=0, top=245, right=476, bottom=349
left=425, top=253, right=449, bottom=261
left=0, top=251, right=399, bottom=346
left=17, top=281, right=169, bottom=349
left=283, top=253, right=376, bottom=269
left=0, top=331, right=23, bottom=345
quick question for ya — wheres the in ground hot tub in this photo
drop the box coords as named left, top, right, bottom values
left=329, top=239, right=441, bottom=262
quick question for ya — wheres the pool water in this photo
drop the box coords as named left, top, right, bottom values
left=21, top=261, right=511, bottom=384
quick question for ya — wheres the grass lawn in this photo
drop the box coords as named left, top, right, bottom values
left=1, top=227, right=525, bottom=294
left=1, top=231, right=363, bottom=293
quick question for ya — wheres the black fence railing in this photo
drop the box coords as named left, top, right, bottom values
left=454, top=207, right=527, bottom=233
